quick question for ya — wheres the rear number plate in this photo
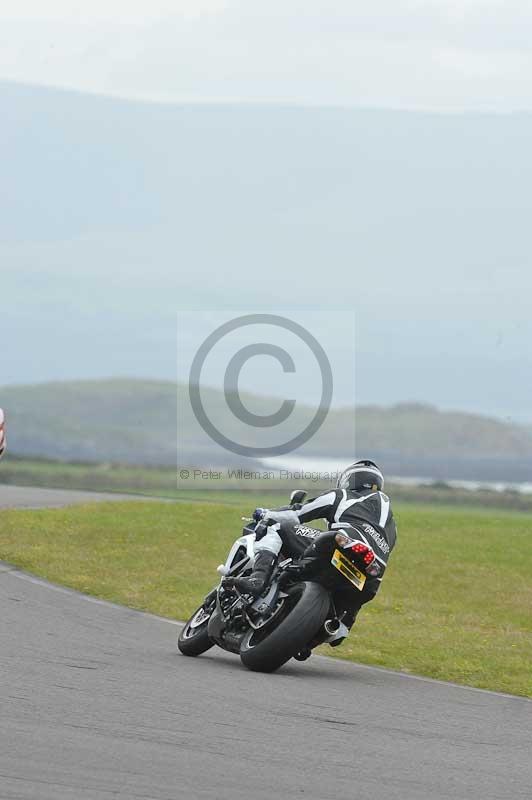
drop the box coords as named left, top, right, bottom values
left=331, top=549, right=366, bottom=591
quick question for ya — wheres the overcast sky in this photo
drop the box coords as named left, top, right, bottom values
left=2, top=1, right=532, bottom=111
left=2, top=2, right=531, bottom=424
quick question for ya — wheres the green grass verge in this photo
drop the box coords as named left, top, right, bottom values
left=1, top=500, right=531, bottom=697
left=3, top=455, right=532, bottom=511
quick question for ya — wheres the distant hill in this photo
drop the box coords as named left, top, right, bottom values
left=2, top=82, right=532, bottom=422
left=1, top=379, right=531, bottom=481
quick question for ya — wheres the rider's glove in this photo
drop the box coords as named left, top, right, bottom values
left=254, top=508, right=300, bottom=543
left=263, top=509, right=300, bottom=527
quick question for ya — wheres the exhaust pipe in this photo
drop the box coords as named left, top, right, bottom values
left=324, top=618, right=341, bottom=636
left=323, top=618, right=350, bottom=645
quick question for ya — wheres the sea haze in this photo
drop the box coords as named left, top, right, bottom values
left=1, top=82, right=531, bottom=421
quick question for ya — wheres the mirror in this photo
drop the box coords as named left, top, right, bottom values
left=289, top=489, right=307, bottom=506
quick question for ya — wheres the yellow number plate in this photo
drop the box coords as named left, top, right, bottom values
left=331, top=549, right=366, bottom=591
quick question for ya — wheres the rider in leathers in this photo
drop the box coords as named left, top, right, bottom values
left=226, top=460, right=397, bottom=646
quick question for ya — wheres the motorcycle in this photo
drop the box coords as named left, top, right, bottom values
left=177, top=490, right=381, bottom=673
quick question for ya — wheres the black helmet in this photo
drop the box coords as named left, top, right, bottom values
left=337, top=460, right=384, bottom=492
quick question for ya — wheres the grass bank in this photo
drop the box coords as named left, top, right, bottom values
left=3, top=455, right=532, bottom=511
left=0, top=500, right=530, bottom=696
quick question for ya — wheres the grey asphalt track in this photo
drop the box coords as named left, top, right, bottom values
left=1, top=486, right=531, bottom=799
left=0, top=485, right=164, bottom=510
left=1, top=563, right=530, bottom=800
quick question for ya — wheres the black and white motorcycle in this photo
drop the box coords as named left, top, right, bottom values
left=178, top=491, right=380, bottom=673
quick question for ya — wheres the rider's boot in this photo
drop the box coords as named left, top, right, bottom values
left=224, top=550, right=277, bottom=597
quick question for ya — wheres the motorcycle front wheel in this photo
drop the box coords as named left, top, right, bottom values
left=178, top=602, right=215, bottom=657
left=239, top=581, right=329, bottom=673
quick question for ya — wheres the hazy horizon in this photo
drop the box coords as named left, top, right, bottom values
left=2, top=82, right=531, bottom=423
left=1, top=374, right=529, bottom=429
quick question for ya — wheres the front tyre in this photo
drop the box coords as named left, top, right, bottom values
left=240, top=581, right=329, bottom=673
left=178, top=604, right=215, bottom=657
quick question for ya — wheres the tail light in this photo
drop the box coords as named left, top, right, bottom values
left=335, top=533, right=382, bottom=578
left=349, top=541, right=382, bottom=577
left=351, top=542, right=374, bottom=564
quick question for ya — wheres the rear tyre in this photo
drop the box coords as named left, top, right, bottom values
left=239, top=581, right=329, bottom=673
left=178, top=604, right=215, bottom=657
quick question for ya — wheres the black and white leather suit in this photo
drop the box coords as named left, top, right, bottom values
left=255, top=487, right=397, bottom=626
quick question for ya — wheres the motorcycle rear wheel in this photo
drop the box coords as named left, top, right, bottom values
left=239, top=581, right=329, bottom=673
